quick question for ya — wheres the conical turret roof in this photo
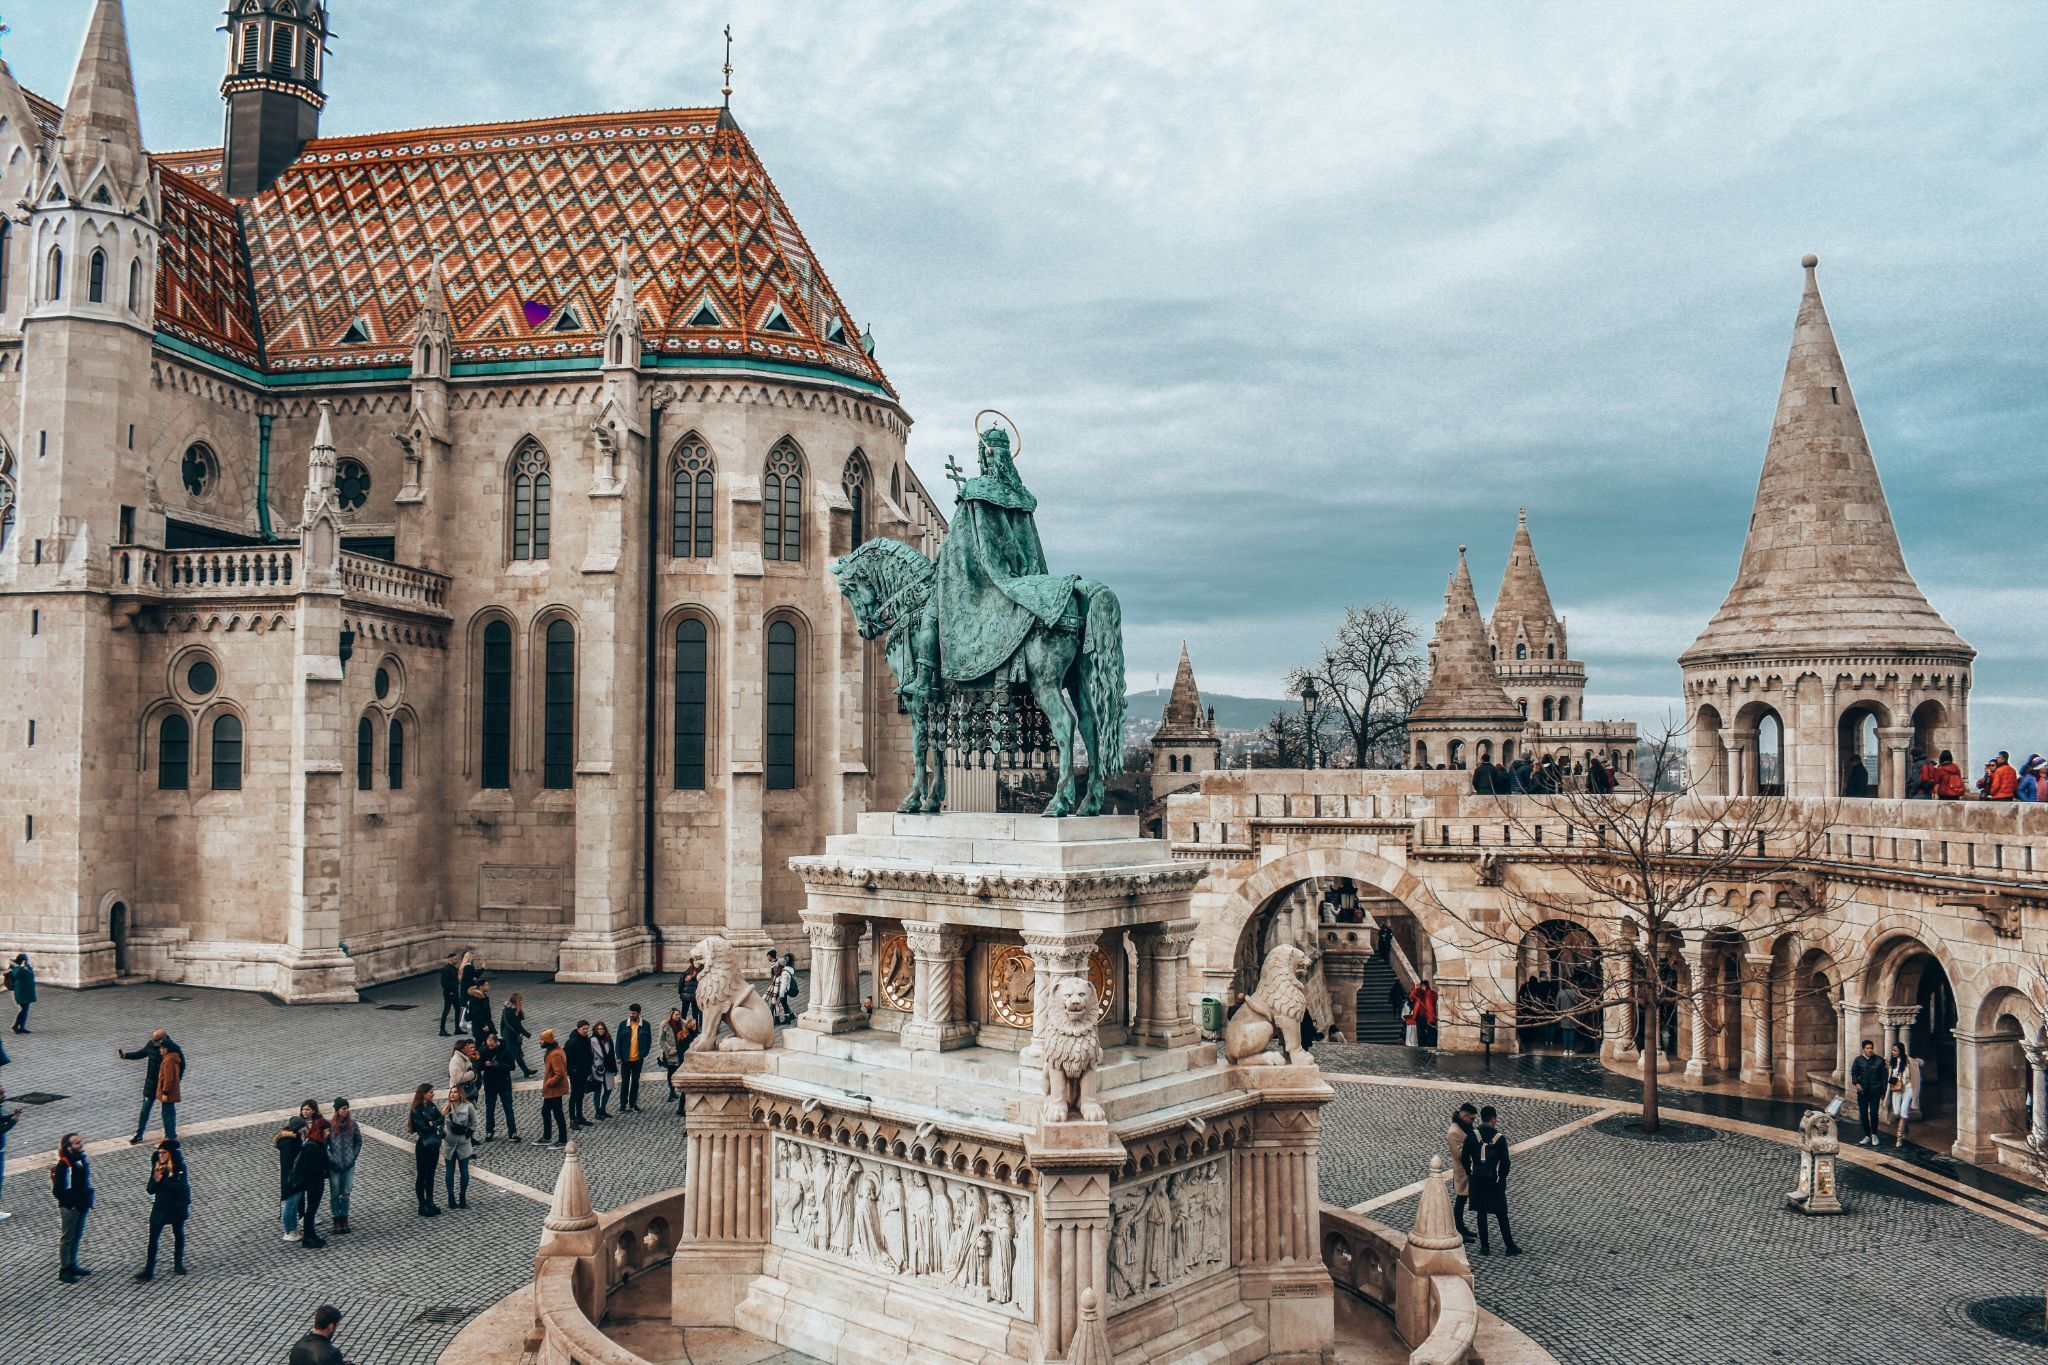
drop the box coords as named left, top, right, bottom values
left=58, top=0, right=146, bottom=194
left=1489, top=509, right=1562, bottom=657
left=1410, top=548, right=1524, bottom=724
left=1684, top=257, right=1971, bottom=666
left=1155, top=643, right=1214, bottom=742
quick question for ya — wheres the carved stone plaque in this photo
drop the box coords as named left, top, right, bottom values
left=1107, top=1155, right=1230, bottom=1310
left=770, top=1135, right=1032, bottom=1317
left=877, top=931, right=915, bottom=1012
left=479, top=863, right=565, bottom=909
left=986, top=944, right=1116, bottom=1027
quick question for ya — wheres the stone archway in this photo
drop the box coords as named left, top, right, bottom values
left=1862, top=933, right=1959, bottom=1137
left=1515, top=920, right=1602, bottom=1055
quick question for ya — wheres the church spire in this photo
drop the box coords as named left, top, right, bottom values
left=1409, top=546, right=1522, bottom=726
left=1489, top=507, right=1564, bottom=660
left=1157, top=642, right=1211, bottom=738
left=58, top=0, right=146, bottom=194
left=1682, top=255, right=1971, bottom=665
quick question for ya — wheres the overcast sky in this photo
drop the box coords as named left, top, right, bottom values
left=12, top=2, right=2044, bottom=747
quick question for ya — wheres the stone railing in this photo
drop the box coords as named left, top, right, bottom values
left=339, top=551, right=450, bottom=616
left=1319, top=1203, right=1478, bottom=1365
left=530, top=1187, right=685, bottom=1365
left=112, top=544, right=299, bottom=596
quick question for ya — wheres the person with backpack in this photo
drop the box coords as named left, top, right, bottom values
left=275, top=1100, right=319, bottom=1243
left=408, top=1083, right=445, bottom=1217
left=293, top=1118, right=332, bottom=1248
left=7, top=953, right=34, bottom=1033
left=136, top=1138, right=190, bottom=1280
left=773, top=954, right=799, bottom=1025
left=1932, top=750, right=1966, bottom=801
left=53, top=1131, right=94, bottom=1282
left=1460, top=1105, right=1521, bottom=1256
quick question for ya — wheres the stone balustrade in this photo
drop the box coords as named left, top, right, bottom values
left=1318, top=1204, right=1477, bottom=1365
left=109, top=544, right=451, bottom=620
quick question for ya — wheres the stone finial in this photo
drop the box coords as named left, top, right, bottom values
left=1801, top=252, right=1819, bottom=269
left=1408, top=1155, right=1467, bottom=1254
left=1065, top=1287, right=1115, bottom=1365
left=544, top=1140, right=598, bottom=1234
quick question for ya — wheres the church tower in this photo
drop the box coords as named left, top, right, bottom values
left=1406, top=548, right=1525, bottom=770
left=1488, top=509, right=1582, bottom=726
left=221, top=0, right=329, bottom=198
left=1151, top=643, right=1222, bottom=779
left=1680, top=256, right=1972, bottom=799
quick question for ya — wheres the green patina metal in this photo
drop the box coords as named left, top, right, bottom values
left=832, top=419, right=1128, bottom=817
left=255, top=412, right=275, bottom=540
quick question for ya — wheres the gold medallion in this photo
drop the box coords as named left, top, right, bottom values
left=877, top=930, right=915, bottom=1012
left=987, top=945, right=1117, bottom=1027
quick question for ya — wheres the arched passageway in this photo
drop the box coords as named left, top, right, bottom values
left=110, top=902, right=130, bottom=976
left=1837, top=702, right=1886, bottom=798
left=1515, top=920, right=1602, bottom=1054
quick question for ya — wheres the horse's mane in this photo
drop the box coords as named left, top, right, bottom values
left=838, top=538, right=936, bottom=606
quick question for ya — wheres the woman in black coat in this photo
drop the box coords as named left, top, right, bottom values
left=408, top=1083, right=445, bottom=1217
left=500, top=994, right=534, bottom=1078
left=136, top=1139, right=191, bottom=1280
left=293, top=1119, right=332, bottom=1248
left=1459, top=1106, right=1522, bottom=1256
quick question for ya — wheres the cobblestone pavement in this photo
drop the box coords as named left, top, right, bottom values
left=1, top=979, right=2043, bottom=1363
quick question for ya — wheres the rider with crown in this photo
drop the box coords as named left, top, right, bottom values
left=933, top=423, right=1080, bottom=684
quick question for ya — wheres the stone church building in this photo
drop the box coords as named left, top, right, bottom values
left=0, top=1, right=946, bottom=997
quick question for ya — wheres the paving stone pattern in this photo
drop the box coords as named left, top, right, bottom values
left=1317, top=1079, right=1592, bottom=1206
left=1367, top=1122, right=2045, bottom=1365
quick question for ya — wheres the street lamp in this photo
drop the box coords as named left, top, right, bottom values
left=1299, top=677, right=1320, bottom=769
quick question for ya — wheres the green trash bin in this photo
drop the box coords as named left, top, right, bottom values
left=1199, top=996, right=1223, bottom=1037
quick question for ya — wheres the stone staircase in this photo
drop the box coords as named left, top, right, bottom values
left=1353, top=955, right=1406, bottom=1044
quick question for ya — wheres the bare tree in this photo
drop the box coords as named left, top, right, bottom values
left=1251, top=708, right=1334, bottom=769
left=1286, top=601, right=1425, bottom=770
left=1431, top=718, right=1847, bottom=1132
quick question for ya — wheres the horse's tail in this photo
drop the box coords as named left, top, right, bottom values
left=1081, top=582, right=1128, bottom=776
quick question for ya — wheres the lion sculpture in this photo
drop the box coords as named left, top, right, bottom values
left=690, top=935, right=778, bottom=1053
left=1040, top=975, right=1106, bottom=1123
left=1222, top=943, right=1313, bottom=1067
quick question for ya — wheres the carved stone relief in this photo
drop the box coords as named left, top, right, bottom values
left=987, top=943, right=1116, bottom=1027
left=1107, top=1156, right=1229, bottom=1309
left=877, top=931, right=915, bottom=1012
left=771, top=1135, right=1032, bottom=1316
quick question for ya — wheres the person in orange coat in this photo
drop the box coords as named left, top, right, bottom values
left=1985, top=752, right=2019, bottom=801
left=538, top=1030, right=570, bottom=1149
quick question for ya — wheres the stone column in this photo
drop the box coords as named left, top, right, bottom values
left=278, top=585, right=357, bottom=1003
left=2022, top=1032, right=2048, bottom=1151
left=796, top=914, right=866, bottom=1034
left=1838, top=989, right=1872, bottom=1088
left=1130, top=919, right=1201, bottom=1049
left=1025, top=1126, right=1125, bottom=1363
left=1320, top=947, right=1368, bottom=1047
left=1682, top=944, right=1712, bottom=1082
left=1742, top=953, right=1774, bottom=1085
left=1232, top=1068, right=1336, bottom=1358
left=671, top=1054, right=772, bottom=1326
left=1948, top=1027, right=2016, bottom=1164
left=1021, top=929, right=1100, bottom=1066
left=898, top=921, right=975, bottom=1051
left=1879, top=1004, right=1922, bottom=1118
left=1879, top=726, right=1913, bottom=800
left=1726, top=733, right=1753, bottom=797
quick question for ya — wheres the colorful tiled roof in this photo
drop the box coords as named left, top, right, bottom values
left=151, top=109, right=890, bottom=393
left=156, top=167, right=264, bottom=368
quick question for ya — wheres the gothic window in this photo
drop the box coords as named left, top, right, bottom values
left=87, top=249, right=106, bottom=303
left=335, top=459, right=370, bottom=512
left=1541, top=698, right=1554, bottom=722
left=843, top=450, right=869, bottom=547
left=765, top=619, right=798, bottom=790
left=0, top=447, right=14, bottom=555
left=480, top=620, right=512, bottom=788
left=1559, top=697, right=1571, bottom=721
left=509, top=442, right=551, bottom=560
left=1515, top=642, right=1527, bottom=660
left=158, top=714, right=190, bottom=791
left=388, top=719, right=405, bottom=791
left=355, top=716, right=374, bottom=790
left=670, top=436, right=714, bottom=558
left=210, top=714, right=243, bottom=791
left=1518, top=700, right=1528, bottom=719
left=762, top=441, right=803, bottom=562
left=1546, top=643, right=1556, bottom=660
left=182, top=444, right=218, bottom=501
left=128, top=258, right=141, bottom=311
left=240, top=23, right=261, bottom=70
left=271, top=24, right=296, bottom=73
left=186, top=659, right=217, bottom=697
left=543, top=620, right=575, bottom=790
left=890, top=465, right=902, bottom=506
left=675, top=618, right=708, bottom=790
left=46, top=247, right=62, bottom=302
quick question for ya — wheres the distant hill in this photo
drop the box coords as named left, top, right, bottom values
left=1124, top=688, right=1294, bottom=740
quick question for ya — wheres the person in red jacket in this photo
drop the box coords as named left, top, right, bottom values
left=1932, top=750, right=1966, bottom=801
left=1407, top=980, right=1441, bottom=1048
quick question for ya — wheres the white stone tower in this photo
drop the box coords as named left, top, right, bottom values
left=1407, top=547, right=1525, bottom=770
left=1680, top=256, right=1973, bottom=799
left=1488, top=509, right=1579, bottom=724
left=1151, top=643, right=1222, bottom=779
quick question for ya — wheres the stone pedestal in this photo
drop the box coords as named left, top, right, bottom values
left=664, top=813, right=1334, bottom=1365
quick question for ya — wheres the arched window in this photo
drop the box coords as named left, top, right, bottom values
left=211, top=714, right=243, bottom=791
left=762, top=441, right=803, bottom=562
left=509, top=443, right=551, bottom=560
left=543, top=620, right=575, bottom=790
left=1541, top=698, right=1554, bottom=721
left=47, top=247, right=63, bottom=302
left=890, top=465, right=903, bottom=505
left=240, top=23, right=261, bottom=70
left=0, top=446, right=15, bottom=554
left=157, top=714, right=190, bottom=790
left=127, top=258, right=141, bottom=311
left=480, top=620, right=512, bottom=788
left=670, top=436, right=714, bottom=558
left=271, top=24, right=296, bottom=73
left=356, top=716, right=374, bottom=790
left=675, top=618, right=708, bottom=789
left=1546, top=643, right=1556, bottom=660
left=389, top=719, right=406, bottom=791
left=87, top=249, right=106, bottom=303
left=765, top=619, right=798, bottom=789
left=1560, top=697, right=1572, bottom=721
left=1515, top=642, right=1527, bottom=660
left=1518, top=700, right=1528, bottom=719
left=843, top=450, right=869, bottom=548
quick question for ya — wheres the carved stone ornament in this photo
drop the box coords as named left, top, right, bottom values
left=1222, top=943, right=1313, bottom=1066
left=1107, top=1156, right=1230, bottom=1309
left=877, top=930, right=915, bottom=1012
left=1040, top=975, right=1107, bottom=1124
left=988, top=944, right=1116, bottom=1028
left=771, top=1135, right=1032, bottom=1317
left=792, top=860, right=1205, bottom=906
left=689, top=934, right=777, bottom=1052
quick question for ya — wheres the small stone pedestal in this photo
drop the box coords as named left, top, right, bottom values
left=1786, top=1108, right=1845, bottom=1215
left=665, top=813, right=1336, bottom=1364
